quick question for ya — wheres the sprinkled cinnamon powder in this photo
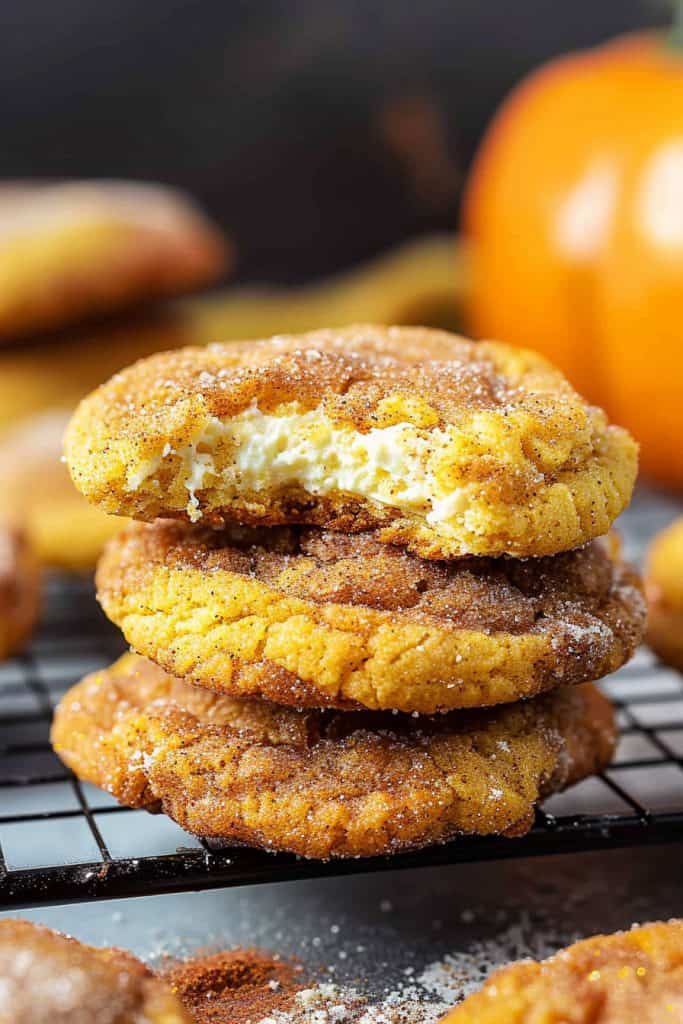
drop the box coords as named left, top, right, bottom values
left=162, top=948, right=307, bottom=1024
left=156, top=917, right=572, bottom=1024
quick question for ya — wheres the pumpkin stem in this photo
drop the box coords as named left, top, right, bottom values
left=670, top=0, right=683, bottom=49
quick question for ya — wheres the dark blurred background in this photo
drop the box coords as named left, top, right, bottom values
left=0, top=0, right=665, bottom=282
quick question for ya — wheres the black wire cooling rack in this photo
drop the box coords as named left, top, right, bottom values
left=2, top=510, right=683, bottom=910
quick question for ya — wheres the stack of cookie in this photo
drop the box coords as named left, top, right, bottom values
left=53, top=325, right=646, bottom=859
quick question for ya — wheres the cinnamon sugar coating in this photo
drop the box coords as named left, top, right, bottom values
left=442, top=920, right=683, bottom=1024
left=0, top=526, right=40, bottom=659
left=51, top=653, right=615, bottom=859
left=65, top=325, right=637, bottom=559
left=96, top=521, right=645, bottom=713
left=645, top=517, right=683, bottom=672
left=0, top=919, right=190, bottom=1024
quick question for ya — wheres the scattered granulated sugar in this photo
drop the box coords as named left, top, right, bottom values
left=417, top=917, right=569, bottom=1004
left=258, top=916, right=571, bottom=1023
left=255, top=982, right=446, bottom=1024
left=161, top=917, right=570, bottom=1024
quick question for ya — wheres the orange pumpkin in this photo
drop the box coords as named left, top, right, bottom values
left=464, top=24, right=683, bottom=488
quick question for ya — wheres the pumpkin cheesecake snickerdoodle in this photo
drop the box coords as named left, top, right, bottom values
left=96, top=521, right=645, bottom=714
left=441, top=919, right=683, bottom=1024
left=65, top=325, right=638, bottom=559
left=645, top=517, right=683, bottom=672
left=0, top=526, right=40, bottom=659
left=0, top=918, right=190, bottom=1024
left=52, top=653, right=616, bottom=860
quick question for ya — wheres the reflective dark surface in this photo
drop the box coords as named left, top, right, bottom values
left=4, top=845, right=683, bottom=999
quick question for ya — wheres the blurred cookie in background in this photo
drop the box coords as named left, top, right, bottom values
left=645, top=517, right=683, bottom=672
left=182, top=233, right=467, bottom=344
left=0, top=918, right=191, bottom=1024
left=0, top=411, right=124, bottom=572
left=0, top=180, right=230, bottom=342
left=0, top=309, right=199, bottom=436
left=0, top=526, right=40, bottom=659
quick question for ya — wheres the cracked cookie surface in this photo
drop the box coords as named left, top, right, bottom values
left=65, top=324, right=637, bottom=559
left=51, top=653, right=615, bottom=859
left=0, top=918, right=190, bottom=1024
left=442, top=919, right=683, bottom=1024
left=96, top=521, right=645, bottom=713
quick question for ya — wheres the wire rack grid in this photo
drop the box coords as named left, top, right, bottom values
left=2, top=501, right=683, bottom=909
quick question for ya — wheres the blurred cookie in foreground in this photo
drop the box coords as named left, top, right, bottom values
left=96, top=521, right=645, bottom=713
left=0, top=918, right=190, bottom=1024
left=0, top=411, right=123, bottom=571
left=646, top=517, right=683, bottom=672
left=441, top=919, right=683, bottom=1023
left=65, top=324, right=638, bottom=559
left=0, top=526, right=40, bottom=659
left=0, top=180, right=229, bottom=341
left=52, top=653, right=615, bottom=859
left=0, top=309, right=204, bottom=436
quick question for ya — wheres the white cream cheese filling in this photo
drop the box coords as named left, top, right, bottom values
left=127, top=402, right=478, bottom=529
